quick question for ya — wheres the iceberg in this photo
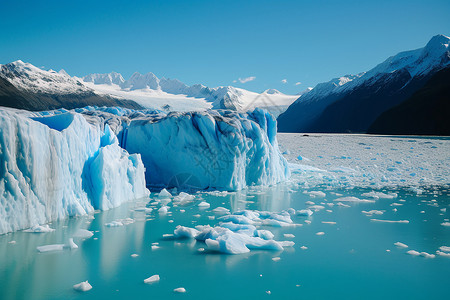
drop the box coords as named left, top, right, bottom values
left=0, top=108, right=149, bottom=234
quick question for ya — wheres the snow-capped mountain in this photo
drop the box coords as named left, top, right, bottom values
left=0, top=61, right=142, bottom=111
left=278, top=34, right=450, bottom=133
left=82, top=72, right=299, bottom=116
left=0, top=60, right=299, bottom=116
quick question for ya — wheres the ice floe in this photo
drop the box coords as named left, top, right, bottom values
left=144, top=275, right=160, bottom=284
left=73, top=281, right=92, bottom=292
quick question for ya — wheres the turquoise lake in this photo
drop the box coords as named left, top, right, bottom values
left=1, top=134, right=449, bottom=299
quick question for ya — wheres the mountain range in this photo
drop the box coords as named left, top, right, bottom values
left=277, top=34, right=450, bottom=135
left=0, top=61, right=298, bottom=116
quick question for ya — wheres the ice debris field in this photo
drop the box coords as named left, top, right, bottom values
left=0, top=107, right=449, bottom=299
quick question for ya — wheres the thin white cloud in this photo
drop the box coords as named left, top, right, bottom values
left=238, top=76, right=256, bottom=84
left=295, top=82, right=302, bottom=85
left=281, top=79, right=287, bottom=84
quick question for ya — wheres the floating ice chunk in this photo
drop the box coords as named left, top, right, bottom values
left=436, top=251, right=450, bottom=257
left=439, top=246, right=450, bottom=252
left=135, top=207, right=153, bottom=213
left=322, top=221, right=336, bottom=225
left=391, top=203, right=403, bottom=206
left=174, top=226, right=200, bottom=239
left=37, top=244, right=65, bottom=253
left=212, top=207, right=230, bottom=214
left=158, top=188, right=172, bottom=198
left=305, top=201, right=315, bottom=205
left=173, top=287, right=186, bottom=293
left=105, top=221, right=123, bottom=227
left=407, top=250, right=420, bottom=256
left=304, top=191, right=326, bottom=198
left=334, top=197, right=375, bottom=203
left=262, top=219, right=296, bottom=227
left=361, top=191, right=398, bottom=199
left=198, top=201, right=210, bottom=208
left=297, top=209, right=313, bottom=216
left=316, top=232, right=325, bottom=236
left=257, top=230, right=274, bottom=240
left=336, top=202, right=350, bottom=207
left=394, top=242, right=408, bottom=248
left=218, top=214, right=254, bottom=225
left=131, top=254, right=139, bottom=257
left=304, top=220, right=311, bottom=224
left=272, top=257, right=281, bottom=261
left=370, top=219, right=409, bottom=224
left=151, top=245, right=160, bottom=250
left=420, top=252, right=436, bottom=258
left=73, top=229, right=94, bottom=239
left=173, top=192, right=195, bottom=204
left=362, top=210, right=385, bottom=216
left=67, top=238, right=78, bottom=249
left=308, top=205, right=325, bottom=212
left=73, top=281, right=92, bottom=292
left=158, top=206, right=170, bottom=214
left=284, top=233, right=295, bottom=238
left=440, top=208, right=446, bottom=213
left=144, top=275, right=160, bottom=284
left=300, top=246, right=308, bottom=250
left=278, top=241, right=295, bottom=247
left=24, top=224, right=55, bottom=233
left=8, top=241, right=16, bottom=244
left=441, top=222, right=450, bottom=227
left=287, top=208, right=296, bottom=215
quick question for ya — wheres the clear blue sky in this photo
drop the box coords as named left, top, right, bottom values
left=1, top=0, right=449, bottom=94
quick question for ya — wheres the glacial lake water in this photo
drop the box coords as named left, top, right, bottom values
left=1, top=134, right=449, bottom=300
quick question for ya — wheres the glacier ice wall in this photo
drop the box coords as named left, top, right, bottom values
left=124, top=108, right=290, bottom=190
left=0, top=109, right=149, bottom=234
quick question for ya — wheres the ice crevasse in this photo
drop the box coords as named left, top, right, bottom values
left=0, top=109, right=149, bottom=234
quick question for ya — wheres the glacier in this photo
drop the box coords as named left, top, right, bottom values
left=0, top=106, right=290, bottom=234
left=0, top=108, right=149, bottom=234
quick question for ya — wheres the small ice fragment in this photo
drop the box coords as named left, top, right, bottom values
left=197, top=248, right=205, bottom=252
left=420, top=252, right=435, bottom=258
left=300, top=246, right=308, bottom=250
left=198, top=201, right=210, bottom=208
left=162, top=234, right=174, bottom=239
left=208, top=216, right=215, bottom=220
left=407, top=250, right=420, bottom=256
left=420, top=211, right=425, bottom=214
left=394, top=242, right=408, bottom=248
left=436, top=251, right=450, bottom=257
left=334, top=197, right=375, bottom=203
left=73, top=229, right=94, bottom=239
left=297, top=209, right=313, bottom=217
left=152, top=242, right=159, bottom=245
left=439, top=246, right=450, bottom=252
left=441, top=222, right=450, bottom=226
left=193, top=214, right=201, bottom=218
left=151, top=245, right=160, bottom=250
left=131, top=254, right=139, bottom=257
left=105, top=221, right=123, bottom=227
left=67, top=238, right=78, bottom=249
left=283, top=234, right=295, bottom=238
left=144, top=275, right=160, bottom=284
left=73, top=281, right=92, bottom=292
left=8, top=241, right=16, bottom=244
left=336, top=202, right=350, bottom=207
left=370, top=219, right=409, bottom=224
left=305, top=201, right=315, bottom=205
left=24, top=224, right=55, bottom=233
left=158, top=206, right=169, bottom=214
left=322, top=221, right=336, bottom=225
left=37, top=244, right=65, bottom=253
left=180, top=209, right=186, bottom=213
left=159, top=188, right=172, bottom=198
left=272, top=257, right=281, bottom=261
left=316, top=232, right=325, bottom=236
left=212, top=207, right=230, bottom=214
left=173, top=287, right=186, bottom=293
left=304, top=220, right=311, bottom=224
left=266, top=291, right=271, bottom=295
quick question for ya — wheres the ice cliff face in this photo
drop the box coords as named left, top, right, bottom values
left=0, top=109, right=149, bottom=234
left=123, top=108, right=290, bottom=190
left=0, top=106, right=289, bottom=233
